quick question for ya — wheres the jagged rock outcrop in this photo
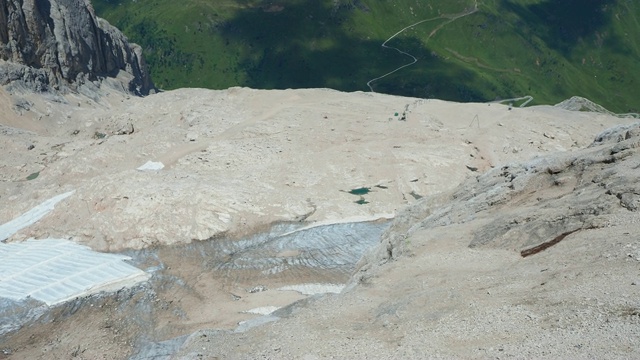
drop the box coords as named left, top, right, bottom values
left=0, top=0, right=154, bottom=95
left=357, top=121, right=640, bottom=271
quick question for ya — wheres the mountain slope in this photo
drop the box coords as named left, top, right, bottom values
left=1, top=85, right=638, bottom=360
left=169, top=119, right=640, bottom=360
left=92, top=0, right=640, bottom=112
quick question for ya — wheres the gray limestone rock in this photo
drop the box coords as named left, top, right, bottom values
left=0, top=0, right=154, bottom=95
left=356, top=122, right=640, bottom=272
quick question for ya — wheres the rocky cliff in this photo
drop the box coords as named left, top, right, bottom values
left=0, top=0, right=153, bottom=95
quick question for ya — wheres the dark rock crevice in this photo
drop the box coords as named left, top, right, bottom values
left=520, top=227, right=584, bottom=258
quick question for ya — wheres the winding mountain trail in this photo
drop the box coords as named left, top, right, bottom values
left=367, top=2, right=479, bottom=92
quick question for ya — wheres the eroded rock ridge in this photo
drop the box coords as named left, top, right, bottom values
left=357, top=121, right=640, bottom=273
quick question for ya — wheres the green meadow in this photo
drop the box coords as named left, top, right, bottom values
left=93, top=0, right=640, bottom=112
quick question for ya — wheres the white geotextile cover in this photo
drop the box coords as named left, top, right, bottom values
left=0, top=191, right=148, bottom=306
left=137, top=161, right=165, bottom=171
left=0, top=238, right=148, bottom=306
left=0, top=191, right=75, bottom=241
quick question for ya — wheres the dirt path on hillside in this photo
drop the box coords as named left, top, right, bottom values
left=367, top=1, right=479, bottom=91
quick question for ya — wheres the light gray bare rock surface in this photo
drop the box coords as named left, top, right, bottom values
left=357, top=121, right=640, bottom=268
left=168, top=123, right=640, bottom=359
left=1, top=84, right=639, bottom=359
left=2, top=86, right=631, bottom=253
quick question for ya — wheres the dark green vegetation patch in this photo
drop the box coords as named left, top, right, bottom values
left=93, top=0, right=640, bottom=112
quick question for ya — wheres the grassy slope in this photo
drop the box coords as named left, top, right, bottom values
left=92, top=0, right=640, bottom=112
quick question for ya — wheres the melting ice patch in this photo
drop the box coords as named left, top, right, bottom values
left=278, top=283, right=345, bottom=295
left=242, top=306, right=280, bottom=315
